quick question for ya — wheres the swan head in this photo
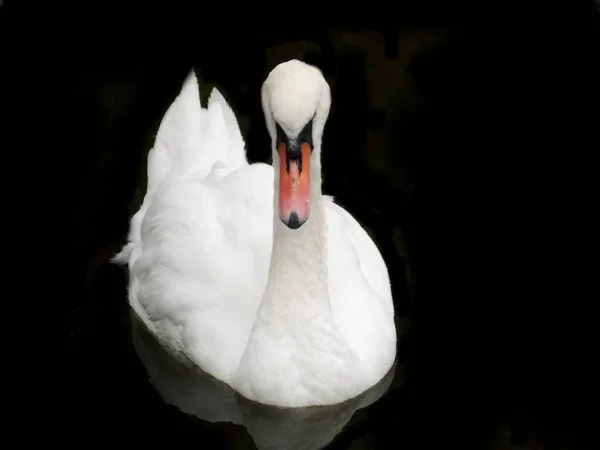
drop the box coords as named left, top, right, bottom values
left=261, top=59, right=331, bottom=230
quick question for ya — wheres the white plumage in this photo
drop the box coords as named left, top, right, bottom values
left=114, top=60, right=397, bottom=407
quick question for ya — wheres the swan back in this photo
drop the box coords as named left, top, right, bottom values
left=113, top=71, right=248, bottom=265
left=148, top=71, right=247, bottom=191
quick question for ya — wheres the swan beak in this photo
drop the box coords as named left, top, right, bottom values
left=278, top=141, right=311, bottom=229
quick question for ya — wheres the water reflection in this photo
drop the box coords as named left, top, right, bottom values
left=132, top=313, right=399, bottom=449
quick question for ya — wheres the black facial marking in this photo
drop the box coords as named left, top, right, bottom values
left=275, top=118, right=315, bottom=175
left=298, top=118, right=314, bottom=150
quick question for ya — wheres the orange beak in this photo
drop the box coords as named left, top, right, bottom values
left=278, top=141, right=312, bottom=229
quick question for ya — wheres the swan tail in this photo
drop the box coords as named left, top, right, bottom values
left=147, top=70, right=247, bottom=191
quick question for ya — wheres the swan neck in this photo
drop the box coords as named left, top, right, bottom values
left=267, top=196, right=329, bottom=303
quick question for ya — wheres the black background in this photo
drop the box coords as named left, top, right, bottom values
left=2, top=2, right=599, bottom=448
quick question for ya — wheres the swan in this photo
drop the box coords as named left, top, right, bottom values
left=114, top=59, right=397, bottom=407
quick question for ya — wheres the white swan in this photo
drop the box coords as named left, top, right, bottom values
left=114, top=59, right=397, bottom=407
